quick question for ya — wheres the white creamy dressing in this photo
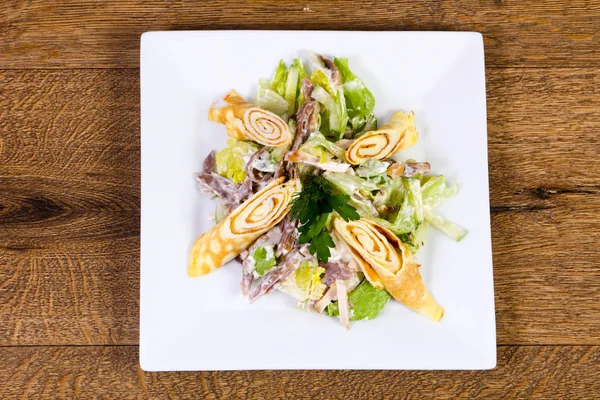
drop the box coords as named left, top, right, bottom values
left=327, top=246, right=344, bottom=262
left=330, top=232, right=354, bottom=263
left=263, top=244, right=275, bottom=261
left=251, top=153, right=278, bottom=172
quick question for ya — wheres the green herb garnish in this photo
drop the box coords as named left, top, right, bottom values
left=291, top=175, right=360, bottom=262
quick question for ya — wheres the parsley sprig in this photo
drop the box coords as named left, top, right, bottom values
left=290, top=175, right=360, bottom=262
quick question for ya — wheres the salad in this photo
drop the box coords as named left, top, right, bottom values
left=188, top=53, right=465, bottom=329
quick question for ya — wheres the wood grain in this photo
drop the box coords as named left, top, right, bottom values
left=2, top=1, right=600, bottom=396
left=1, top=194, right=598, bottom=346
left=1, top=67, right=599, bottom=345
left=1, top=1, right=600, bottom=69
left=0, top=346, right=599, bottom=399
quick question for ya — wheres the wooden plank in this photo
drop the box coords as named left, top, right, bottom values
left=492, top=200, right=600, bottom=345
left=1, top=1, right=599, bottom=68
left=0, top=253, right=139, bottom=345
left=1, top=68, right=598, bottom=195
left=0, top=69, right=139, bottom=253
left=1, top=195, right=598, bottom=346
left=486, top=67, right=600, bottom=205
left=0, top=346, right=598, bottom=398
left=1, top=68, right=599, bottom=345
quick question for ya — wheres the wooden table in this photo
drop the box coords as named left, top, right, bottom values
left=1, top=1, right=599, bottom=398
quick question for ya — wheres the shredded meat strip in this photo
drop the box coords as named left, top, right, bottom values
left=275, top=214, right=298, bottom=258
left=238, top=225, right=283, bottom=296
left=386, top=161, right=431, bottom=178
left=249, top=245, right=308, bottom=303
left=318, top=54, right=342, bottom=86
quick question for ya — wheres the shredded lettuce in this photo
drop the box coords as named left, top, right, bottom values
left=420, top=176, right=465, bottom=241
left=326, top=279, right=391, bottom=320
left=349, top=196, right=377, bottom=219
left=270, top=144, right=289, bottom=163
left=408, top=220, right=430, bottom=252
left=311, top=85, right=348, bottom=138
left=259, top=59, right=308, bottom=116
left=391, top=195, right=418, bottom=234
left=270, top=59, right=288, bottom=97
left=357, top=160, right=390, bottom=178
left=357, top=160, right=390, bottom=186
left=368, top=178, right=423, bottom=235
left=311, top=69, right=336, bottom=96
left=424, top=208, right=467, bottom=242
left=302, top=132, right=346, bottom=160
left=256, top=80, right=289, bottom=117
left=215, top=139, right=259, bottom=184
left=373, top=178, right=405, bottom=210
left=352, top=113, right=377, bottom=137
left=311, top=86, right=338, bottom=134
left=371, top=176, right=465, bottom=244
left=284, top=62, right=300, bottom=114
left=405, top=178, right=424, bottom=225
left=305, top=52, right=328, bottom=80
left=336, top=86, right=349, bottom=138
left=421, top=176, right=458, bottom=208
left=323, top=171, right=378, bottom=198
left=215, top=199, right=229, bottom=223
left=293, top=58, right=307, bottom=111
left=278, top=260, right=326, bottom=302
left=253, top=246, right=277, bottom=275
left=334, top=58, right=376, bottom=134
left=351, top=113, right=377, bottom=136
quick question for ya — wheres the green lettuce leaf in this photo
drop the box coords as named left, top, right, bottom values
left=293, top=58, right=307, bottom=111
left=391, top=195, right=418, bottom=234
left=421, top=175, right=458, bottom=208
left=270, top=144, right=290, bottom=163
left=253, top=246, right=277, bottom=275
left=420, top=176, right=465, bottom=241
left=215, top=139, right=259, bottom=184
left=311, top=69, right=336, bottom=96
left=348, top=195, right=378, bottom=219
left=326, top=279, right=391, bottom=320
left=424, top=208, right=467, bottom=242
left=404, top=177, right=424, bottom=224
left=369, top=178, right=423, bottom=235
left=352, top=113, right=378, bottom=137
left=311, top=85, right=348, bottom=138
left=270, top=59, right=288, bottom=97
left=301, top=132, right=346, bottom=160
left=333, top=58, right=376, bottom=133
left=323, top=171, right=379, bottom=198
left=310, top=85, right=338, bottom=135
left=373, top=178, right=406, bottom=210
left=356, top=160, right=390, bottom=178
left=278, top=260, right=326, bottom=302
left=215, top=199, right=229, bottom=223
left=256, top=79, right=289, bottom=117
left=336, top=86, right=349, bottom=137
left=284, top=62, right=300, bottom=114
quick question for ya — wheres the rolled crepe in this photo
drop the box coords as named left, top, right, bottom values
left=188, top=177, right=301, bottom=277
left=209, top=90, right=292, bottom=148
left=346, top=111, right=418, bottom=165
left=333, top=217, right=443, bottom=321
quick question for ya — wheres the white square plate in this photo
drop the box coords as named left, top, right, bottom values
left=140, top=31, right=495, bottom=371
